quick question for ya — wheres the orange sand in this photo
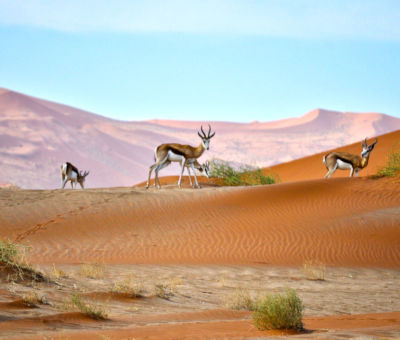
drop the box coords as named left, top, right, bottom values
left=1, top=130, right=400, bottom=339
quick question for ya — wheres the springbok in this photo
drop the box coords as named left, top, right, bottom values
left=146, top=125, right=215, bottom=189
left=323, top=138, right=378, bottom=178
left=186, top=160, right=210, bottom=188
left=61, top=162, right=89, bottom=189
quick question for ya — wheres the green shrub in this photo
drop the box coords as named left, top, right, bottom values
left=253, top=289, right=304, bottom=330
left=376, top=143, right=400, bottom=177
left=209, top=160, right=279, bottom=186
left=0, top=240, right=48, bottom=282
left=0, top=239, right=25, bottom=265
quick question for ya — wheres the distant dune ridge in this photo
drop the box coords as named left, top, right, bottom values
left=1, top=87, right=400, bottom=188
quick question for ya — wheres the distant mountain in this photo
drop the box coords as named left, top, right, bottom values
left=1, top=87, right=399, bottom=188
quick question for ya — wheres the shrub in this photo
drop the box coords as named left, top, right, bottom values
left=209, top=160, right=279, bottom=186
left=0, top=240, right=48, bottom=282
left=0, top=239, right=26, bottom=265
left=70, top=294, right=108, bottom=320
left=253, top=289, right=304, bottom=330
left=376, top=143, right=400, bottom=177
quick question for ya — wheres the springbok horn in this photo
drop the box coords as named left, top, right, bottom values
left=207, top=124, right=216, bottom=138
left=200, top=125, right=206, bottom=138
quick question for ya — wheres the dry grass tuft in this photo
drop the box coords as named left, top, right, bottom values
left=0, top=240, right=50, bottom=282
left=51, top=264, right=67, bottom=279
left=152, top=283, right=175, bottom=299
left=22, top=291, right=40, bottom=307
left=112, top=275, right=144, bottom=298
left=64, top=294, right=108, bottom=320
left=79, top=263, right=105, bottom=279
left=224, top=288, right=257, bottom=311
left=302, top=260, right=326, bottom=281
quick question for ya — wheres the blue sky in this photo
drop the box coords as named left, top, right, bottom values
left=1, top=0, right=399, bottom=122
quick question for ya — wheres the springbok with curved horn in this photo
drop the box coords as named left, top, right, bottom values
left=146, top=125, right=215, bottom=189
left=323, top=138, right=378, bottom=178
left=61, top=162, right=90, bottom=189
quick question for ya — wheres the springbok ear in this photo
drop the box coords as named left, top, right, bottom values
left=361, top=138, right=367, bottom=147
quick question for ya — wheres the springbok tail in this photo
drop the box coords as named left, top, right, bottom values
left=322, top=155, right=327, bottom=167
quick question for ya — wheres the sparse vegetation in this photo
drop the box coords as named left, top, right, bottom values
left=209, top=159, right=279, bottom=186
left=375, top=143, right=400, bottom=177
left=51, top=264, right=67, bottom=279
left=112, top=275, right=144, bottom=298
left=22, top=291, right=40, bottom=307
left=302, top=260, right=326, bottom=281
left=253, top=289, right=304, bottom=331
left=224, top=288, right=257, bottom=311
left=152, top=283, right=175, bottom=299
left=0, top=240, right=49, bottom=282
left=79, top=263, right=105, bottom=279
left=69, top=294, right=108, bottom=320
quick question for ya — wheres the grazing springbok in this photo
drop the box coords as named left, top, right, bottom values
left=146, top=125, right=215, bottom=189
left=323, top=138, right=378, bottom=178
left=186, top=160, right=210, bottom=188
left=61, top=162, right=89, bottom=189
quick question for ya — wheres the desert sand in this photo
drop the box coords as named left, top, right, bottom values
left=1, top=172, right=400, bottom=338
left=1, top=127, right=400, bottom=338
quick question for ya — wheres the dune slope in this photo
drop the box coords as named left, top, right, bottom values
left=1, top=177, right=399, bottom=268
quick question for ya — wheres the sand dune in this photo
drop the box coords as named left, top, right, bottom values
left=1, top=174, right=400, bottom=337
left=1, top=178, right=399, bottom=267
left=2, top=87, right=400, bottom=189
left=2, top=94, right=400, bottom=337
left=268, top=129, right=400, bottom=183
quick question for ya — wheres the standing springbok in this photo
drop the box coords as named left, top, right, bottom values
left=323, top=138, right=378, bottom=178
left=61, top=162, right=90, bottom=189
left=146, top=125, right=215, bottom=189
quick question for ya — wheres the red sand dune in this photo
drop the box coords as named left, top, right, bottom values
left=2, top=87, right=400, bottom=189
left=268, top=129, right=400, bottom=183
left=2, top=94, right=400, bottom=338
left=1, top=157, right=400, bottom=337
left=1, top=176, right=399, bottom=268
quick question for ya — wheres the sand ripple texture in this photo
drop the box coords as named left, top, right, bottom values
left=0, top=177, right=399, bottom=267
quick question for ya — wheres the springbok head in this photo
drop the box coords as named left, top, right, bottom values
left=199, top=161, right=211, bottom=178
left=197, top=125, right=216, bottom=151
left=78, top=170, right=90, bottom=188
left=361, top=138, right=378, bottom=158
